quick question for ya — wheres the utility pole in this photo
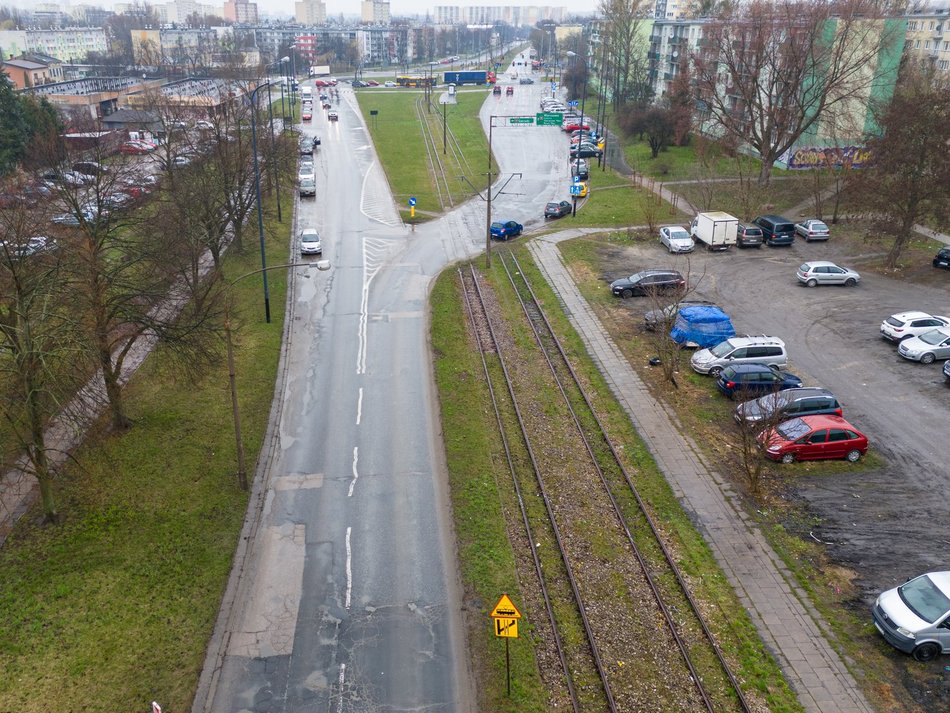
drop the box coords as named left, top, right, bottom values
left=485, top=119, right=494, bottom=269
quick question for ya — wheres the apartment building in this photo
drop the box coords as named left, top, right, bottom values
left=904, top=7, right=950, bottom=72
left=0, top=28, right=107, bottom=63
left=433, top=5, right=566, bottom=25
left=295, top=0, right=327, bottom=26
left=361, top=0, right=391, bottom=25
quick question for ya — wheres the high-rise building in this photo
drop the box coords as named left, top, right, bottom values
left=361, top=0, right=390, bottom=25
left=295, top=0, right=326, bottom=25
left=223, top=0, right=258, bottom=24
left=433, top=5, right=565, bottom=26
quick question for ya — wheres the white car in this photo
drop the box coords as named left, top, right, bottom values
left=897, top=327, right=950, bottom=364
left=384, top=80, right=397, bottom=87
left=194, top=120, right=214, bottom=130
left=298, top=166, right=315, bottom=183
left=299, top=228, right=322, bottom=255
left=880, top=311, right=950, bottom=343
left=659, top=225, right=695, bottom=253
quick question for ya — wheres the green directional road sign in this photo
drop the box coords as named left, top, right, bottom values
left=536, top=112, right=563, bottom=126
left=508, top=117, right=535, bottom=125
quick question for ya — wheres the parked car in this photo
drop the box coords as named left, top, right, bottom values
left=659, top=225, right=695, bottom=254
left=736, top=222, right=764, bottom=248
left=120, top=140, right=154, bottom=155
left=758, top=414, right=868, bottom=463
left=880, top=311, right=950, bottom=343
left=72, top=161, right=108, bottom=177
left=519, top=77, right=534, bottom=85
left=0, top=235, right=56, bottom=259
left=734, top=387, right=842, bottom=426
left=52, top=206, right=100, bottom=226
left=715, top=363, right=803, bottom=400
left=41, top=170, right=90, bottom=187
left=610, top=269, right=685, bottom=298
left=299, top=177, right=316, bottom=197
left=795, top=219, right=831, bottom=241
left=570, top=144, right=603, bottom=159
left=545, top=200, right=572, bottom=219
left=298, top=166, right=316, bottom=183
left=690, top=335, right=788, bottom=376
left=490, top=220, right=523, bottom=241
left=328, top=111, right=339, bottom=121
left=897, top=327, right=950, bottom=363
left=796, top=261, right=860, bottom=287
left=563, top=122, right=591, bottom=133
left=571, top=159, right=590, bottom=180
left=194, top=120, right=214, bottom=130
left=945, top=359, right=950, bottom=381
left=299, top=228, right=322, bottom=255
left=873, top=571, right=950, bottom=662
left=934, top=247, right=950, bottom=270
left=299, top=137, right=314, bottom=155
left=101, top=191, right=134, bottom=210
left=753, top=214, right=796, bottom=246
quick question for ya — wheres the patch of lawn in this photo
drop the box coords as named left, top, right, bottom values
left=672, top=176, right=817, bottom=220
left=356, top=90, right=494, bottom=216
left=0, top=186, right=293, bottom=713
left=556, top=171, right=691, bottom=229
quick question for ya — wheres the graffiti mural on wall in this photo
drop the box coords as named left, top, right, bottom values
left=786, top=145, right=873, bottom=170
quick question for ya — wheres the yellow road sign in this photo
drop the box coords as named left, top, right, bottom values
left=490, top=593, right=522, bottom=619
left=494, top=617, right=519, bottom=638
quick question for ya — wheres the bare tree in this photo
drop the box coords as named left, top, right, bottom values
left=640, top=264, right=707, bottom=388
left=599, top=0, right=654, bottom=109
left=852, top=61, right=950, bottom=268
left=692, top=0, right=904, bottom=186
left=732, top=388, right=788, bottom=497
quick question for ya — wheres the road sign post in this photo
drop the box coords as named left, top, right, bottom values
left=490, top=594, right=522, bottom=696
left=408, top=196, right=416, bottom=219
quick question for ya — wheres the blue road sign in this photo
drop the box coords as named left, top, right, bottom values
left=568, top=100, right=578, bottom=107
left=570, top=184, right=582, bottom=196
left=572, top=174, right=580, bottom=183
left=408, top=196, right=417, bottom=207
left=551, top=82, right=558, bottom=91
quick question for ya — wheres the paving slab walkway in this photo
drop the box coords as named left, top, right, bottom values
left=528, top=232, right=874, bottom=713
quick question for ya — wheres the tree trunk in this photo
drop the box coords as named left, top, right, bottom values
left=757, top=158, right=773, bottom=187
left=23, top=336, right=58, bottom=522
left=885, top=217, right=916, bottom=269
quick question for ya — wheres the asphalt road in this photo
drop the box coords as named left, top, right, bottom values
left=201, top=57, right=570, bottom=712
left=610, top=239, right=950, bottom=596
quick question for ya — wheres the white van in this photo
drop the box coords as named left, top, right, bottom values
left=873, top=571, right=950, bottom=662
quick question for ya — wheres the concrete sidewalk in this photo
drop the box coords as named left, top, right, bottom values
left=528, top=234, right=873, bottom=713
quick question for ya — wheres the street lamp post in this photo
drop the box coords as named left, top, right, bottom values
left=442, top=98, right=447, bottom=154
left=265, top=83, right=282, bottom=223
left=249, top=80, right=273, bottom=323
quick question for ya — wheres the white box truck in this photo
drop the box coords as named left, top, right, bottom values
left=690, top=211, right=738, bottom=251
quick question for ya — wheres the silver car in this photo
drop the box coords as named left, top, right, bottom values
left=299, top=228, right=322, bottom=255
left=659, top=225, right=695, bottom=254
left=897, top=327, right=950, bottom=363
left=794, top=219, right=830, bottom=241
left=796, top=261, right=860, bottom=287
left=873, top=571, right=950, bottom=661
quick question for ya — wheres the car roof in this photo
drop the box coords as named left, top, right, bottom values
left=722, top=335, right=785, bottom=347
left=889, top=310, right=938, bottom=321
left=723, top=362, right=783, bottom=374
left=795, top=414, right=856, bottom=428
left=801, top=261, right=839, bottom=268
left=300, top=228, right=319, bottom=236
left=771, top=387, right=836, bottom=400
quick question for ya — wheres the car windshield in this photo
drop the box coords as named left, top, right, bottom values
left=776, top=418, right=810, bottom=440
left=918, top=330, right=948, bottom=345
left=898, top=575, right=950, bottom=624
left=669, top=228, right=690, bottom=240
left=709, top=340, right=736, bottom=357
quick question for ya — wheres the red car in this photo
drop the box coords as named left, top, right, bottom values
left=563, top=123, right=591, bottom=133
left=120, top=140, right=152, bottom=155
left=302, top=110, right=312, bottom=121
left=757, top=414, right=868, bottom=464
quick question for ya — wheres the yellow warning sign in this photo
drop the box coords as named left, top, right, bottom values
left=494, top=617, right=519, bottom=638
left=490, top=593, right=522, bottom=619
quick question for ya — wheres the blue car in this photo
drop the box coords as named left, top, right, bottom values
left=716, top=363, right=803, bottom=400
left=490, top=220, right=523, bottom=241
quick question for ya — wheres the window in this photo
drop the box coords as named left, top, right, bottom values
left=807, top=431, right=828, bottom=444
left=827, top=430, right=851, bottom=442
left=916, top=40, right=921, bottom=48
left=730, top=348, right=748, bottom=359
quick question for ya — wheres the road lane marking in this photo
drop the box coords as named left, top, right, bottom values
left=356, top=387, right=363, bottom=425
left=337, top=663, right=346, bottom=713
left=348, top=446, right=359, bottom=497
left=345, top=526, right=352, bottom=610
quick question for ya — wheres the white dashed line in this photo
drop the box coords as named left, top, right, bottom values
left=337, top=663, right=346, bottom=713
left=345, top=526, right=352, bottom=610
left=348, top=446, right=359, bottom=497
left=356, top=387, right=363, bottom=425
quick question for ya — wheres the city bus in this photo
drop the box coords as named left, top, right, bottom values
left=395, top=75, right=434, bottom=87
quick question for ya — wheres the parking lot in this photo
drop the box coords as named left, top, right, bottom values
left=605, top=236, right=949, bottom=598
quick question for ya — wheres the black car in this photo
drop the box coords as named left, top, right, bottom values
left=545, top=200, right=572, bottom=219
left=736, top=222, right=764, bottom=248
left=570, top=144, right=603, bottom=159
left=492, top=85, right=502, bottom=95
left=571, top=158, right=590, bottom=180
left=610, top=269, right=686, bottom=298
left=934, top=246, right=950, bottom=270
left=716, top=364, right=804, bottom=400
left=734, top=387, right=842, bottom=425
left=753, top=214, right=796, bottom=246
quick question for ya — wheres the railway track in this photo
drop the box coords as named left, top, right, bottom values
left=458, top=255, right=757, bottom=713
left=414, top=96, right=452, bottom=211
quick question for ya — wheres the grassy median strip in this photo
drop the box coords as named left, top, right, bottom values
left=432, top=249, right=802, bottom=712
left=0, top=189, right=292, bottom=712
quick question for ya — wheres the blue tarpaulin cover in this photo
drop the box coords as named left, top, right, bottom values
left=669, top=305, right=736, bottom=348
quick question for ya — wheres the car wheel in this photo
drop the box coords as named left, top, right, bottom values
left=709, top=366, right=723, bottom=377
left=912, top=642, right=941, bottom=662
left=845, top=449, right=862, bottom=463
left=806, top=278, right=818, bottom=288
left=620, top=289, right=633, bottom=299
left=844, top=278, right=857, bottom=287
left=921, top=352, right=936, bottom=364
left=781, top=453, right=795, bottom=464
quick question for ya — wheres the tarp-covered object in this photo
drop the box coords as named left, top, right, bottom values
left=670, top=305, right=736, bottom=348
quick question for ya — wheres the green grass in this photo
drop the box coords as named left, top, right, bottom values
left=672, top=176, right=817, bottom=221
left=356, top=90, right=494, bottom=218
left=0, top=184, right=293, bottom=713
